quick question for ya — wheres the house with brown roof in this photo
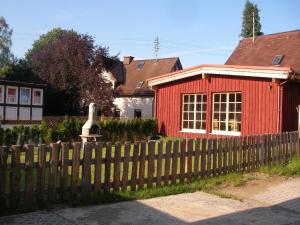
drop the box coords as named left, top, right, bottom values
left=147, top=30, right=300, bottom=138
left=104, top=56, right=182, bottom=118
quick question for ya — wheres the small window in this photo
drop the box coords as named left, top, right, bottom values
left=136, top=62, right=144, bottom=70
left=182, top=94, right=207, bottom=132
left=6, top=86, right=18, bottom=104
left=212, top=92, right=242, bottom=135
left=32, top=88, right=43, bottom=105
left=272, top=55, right=284, bottom=65
left=0, top=85, right=4, bottom=103
left=136, top=81, right=144, bottom=89
left=20, top=87, right=31, bottom=105
left=134, top=109, right=142, bottom=118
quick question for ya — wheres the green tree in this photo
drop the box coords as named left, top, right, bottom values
left=240, top=0, right=263, bottom=38
left=0, top=16, right=13, bottom=66
left=26, top=28, right=115, bottom=115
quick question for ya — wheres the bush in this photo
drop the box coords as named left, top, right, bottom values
left=0, top=118, right=158, bottom=145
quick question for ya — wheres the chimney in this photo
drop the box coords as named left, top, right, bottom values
left=123, top=56, right=134, bottom=65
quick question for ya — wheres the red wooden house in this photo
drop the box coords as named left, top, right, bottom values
left=147, top=30, right=300, bottom=138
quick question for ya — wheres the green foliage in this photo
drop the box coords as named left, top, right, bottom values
left=260, top=157, right=300, bottom=176
left=0, top=118, right=158, bottom=145
left=0, top=16, right=13, bottom=66
left=100, top=119, right=158, bottom=142
left=241, top=0, right=263, bottom=38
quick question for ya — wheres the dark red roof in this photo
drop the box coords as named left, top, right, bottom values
left=226, top=30, right=300, bottom=74
left=115, top=57, right=182, bottom=95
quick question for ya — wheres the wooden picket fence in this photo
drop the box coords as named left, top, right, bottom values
left=0, top=131, right=299, bottom=209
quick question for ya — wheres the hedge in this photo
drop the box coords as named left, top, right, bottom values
left=0, top=118, right=158, bottom=145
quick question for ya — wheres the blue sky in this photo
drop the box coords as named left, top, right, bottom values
left=1, top=0, right=300, bottom=67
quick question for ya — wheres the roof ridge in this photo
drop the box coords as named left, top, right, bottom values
left=132, top=57, right=178, bottom=62
left=242, top=29, right=300, bottom=40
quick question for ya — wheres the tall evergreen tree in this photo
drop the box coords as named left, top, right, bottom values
left=0, top=16, right=13, bottom=66
left=240, top=0, right=263, bottom=38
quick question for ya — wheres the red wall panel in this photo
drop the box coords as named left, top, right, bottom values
left=156, top=75, right=282, bottom=138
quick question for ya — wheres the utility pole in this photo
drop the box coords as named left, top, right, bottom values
left=154, top=36, right=159, bottom=61
left=252, top=11, right=255, bottom=42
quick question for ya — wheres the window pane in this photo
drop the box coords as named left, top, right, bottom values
left=229, top=103, right=235, bottom=112
left=190, top=95, right=194, bottom=102
left=214, top=94, right=220, bottom=102
left=196, top=95, right=202, bottom=103
left=236, top=93, right=242, bottom=102
left=196, top=121, right=201, bottom=129
left=189, top=113, right=194, bottom=120
left=220, top=113, right=226, bottom=121
left=188, top=121, right=194, bottom=129
left=236, top=103, right=241, bottom=112
left=196, top=104, right=201, bottom=111
left=183, top=121, right=188, bottom=129
left=184, top=95, right=189, bottom=102
left=184, top=104, right=188, bottom=111
left=202, top=113, right=206, bottom=121
left=203, top=95, right=207, bottom=102
left=220, top=122, right=226, bottom=131
left=196, top=113, right=201, bottom=120
left=189, top=103, right=194, bottom=111
left=201, top=122, right=206, bottom=130
left=220, top=103, right=226, bottom=112
left=202, top=104, right=207, bottom=111
left=229, top=112, right=235, bottom=120
left=213, top=121, right=219, bottom=130
left=221, top=94, right=227, bottom=102
left=183, top=112, right=188, bottom=120
left=214, top=113, right=219, bottom=120
left=236, top=113, right=241, bottom=122
left=214, top=103, right=219, bottom=111
left=229, top=93, right=235, bottom=102
left=236, top=123, right=241, bottom=131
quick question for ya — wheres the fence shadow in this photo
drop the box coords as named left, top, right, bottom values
left=55, top=196, right=300, bottom=225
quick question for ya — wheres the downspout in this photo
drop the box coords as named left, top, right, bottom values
left=277, top=79, right=290, bottom=133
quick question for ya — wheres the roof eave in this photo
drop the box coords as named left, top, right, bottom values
left=148, top=66, right=292, bottom=87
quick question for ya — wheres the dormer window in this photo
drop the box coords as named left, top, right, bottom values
left=272, top=55, right=284, bottom=66
left=136, top=62, right=144, bottom=70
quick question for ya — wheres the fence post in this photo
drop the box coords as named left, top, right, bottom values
left=147, top=141, right=155, bottom=188
left=37, top=144, right=47, bottom=204
left=0, top=146, right=8, bottom=211
left=49, top=143, right=59, bottom=202
left=138, top=141, right=146, bottom=190
left=24, top=144, right=34, bottom=207
left=121, top=142, right=131, bottom=191
left=71, top=142, right=81, bottom=194
left=82, top=142, right=93, bottom=197
left=10, top=145, right=21, bottom=209
left=156, top=141, right=163, bottom=187
left=164, top=141, right=172, bottom=185
left=60, top=142, right=69, bottom=200
left=113, top=142, right=121, bottom=192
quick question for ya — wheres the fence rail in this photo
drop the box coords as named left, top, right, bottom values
left=0, top=131, right=299, bottom=209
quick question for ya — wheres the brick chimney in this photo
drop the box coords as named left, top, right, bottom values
left=123, top=56, right=134, bottom=65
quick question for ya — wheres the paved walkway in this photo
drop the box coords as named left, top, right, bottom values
left=0, top=178, right=300, bottom=225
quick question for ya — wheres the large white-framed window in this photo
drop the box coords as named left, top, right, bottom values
left=6, top=86, right=18, bottom=104
left=20, top=87, right=31, bottom=105
left=32, top=88, right=43, bottom=106
left=212, top=92, right=242, bottom=136
left=181, top=94, right=207, bottom=133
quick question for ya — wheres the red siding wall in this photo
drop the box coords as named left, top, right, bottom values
left=282, top=82, right=300, bottom=132
left=156, top=75, right=282, bottom=138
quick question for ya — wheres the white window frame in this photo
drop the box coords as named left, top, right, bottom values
left=6, top=86, right=18, bottom=104
left=181, top=93, right=207, bottom=133
left=0, top=85, right=4, bottom=103
left=211, top=92, right=242, bottom=136
left=32, top=88, right=43, bottom=106
left=19, top=87, right=31, bottom=105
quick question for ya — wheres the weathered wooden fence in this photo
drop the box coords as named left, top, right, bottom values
left=0, top=131, right=299, bottom=209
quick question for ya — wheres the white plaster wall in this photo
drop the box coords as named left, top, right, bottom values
left=114, top=97, right=154, bottom=118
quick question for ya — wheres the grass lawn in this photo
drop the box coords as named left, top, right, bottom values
left=260, top=157, right=300, bottom=176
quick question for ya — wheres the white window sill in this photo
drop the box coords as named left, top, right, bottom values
left=180, top=129, right=206, bottom=134
left=210, top=131, right=241, bottom=136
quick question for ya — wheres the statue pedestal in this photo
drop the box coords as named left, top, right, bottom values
left=80, top=134, right=102, bottom=147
